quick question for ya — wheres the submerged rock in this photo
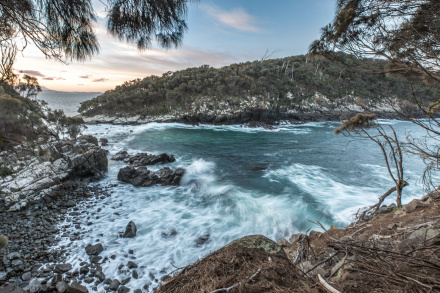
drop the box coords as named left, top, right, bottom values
left=117, top=166, right=185, bottom=187
left=122, top=221, right=137, bottom=238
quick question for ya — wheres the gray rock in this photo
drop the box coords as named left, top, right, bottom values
left=125, top=153, right=176, bottom=167
left=195, top=234, right=211, bottom=247
left=117, top=166, right=185, bottom=187
left=122, top=221, right=137, bottom=238
left=134, top=290, right=142, bottom=293
left=90, top=256, right=102, bottom=263
left=77, top=135, right=98, bottom=146
left=0, top=285, right=25, bottom=293
left=56, top=281, right=68, bottom=293
left=109, top=279, right=120, bottom=291
left=7, top=252, right=20, bottom=260
left=21, top=272, right=31, bottom=281
left=132, top=270, right=138, bottom=279
left=127, top=261, right=138, bottom=269
left=84, top=277, right=94, bottom=284
left=28, top=279, right=41, bottom=293
left=55, top=263, right=73, bottom=273
left=118, top=286, right=130, bottom=293
left=408, top=228, right=440, bottom=241
left=404, top=199, right=430, bottom=213
left=111, top=151, right=128, bottom=161
left=85, top=243, right=103, bottom=255
left=94, top=271, right=106, bottom=282
left=67, top=281, right=89, bottom=293
left=103, top=278, right=112, bottom=285
left=121, top=277, right=131, bottom=285
left=276, top=238, right=290, bottom=247
left=79, top=266, right=89, bottom=275
left=99, top=138, right=109, bottom=146
left=11, top=259, right=23, bottom=267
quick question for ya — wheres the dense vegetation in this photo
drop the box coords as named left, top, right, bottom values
left=79, top=53, right=438, bottom=118
left=0, top=82, right=84, bottom=152
left=0, top=82, right=46, bottom=146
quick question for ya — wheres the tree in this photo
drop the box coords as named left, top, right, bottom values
left=0, top=0, right=197, bottom=81
left=310, top=0, right=440, bottom=83
left=15, top=75, right=42, bottom=99
left=312, top=0, right=440, bottom=190
left=335, top=113, right=408, bottom=219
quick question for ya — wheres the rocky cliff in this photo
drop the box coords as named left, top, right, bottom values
left=0, top=137, right=108, bottom=211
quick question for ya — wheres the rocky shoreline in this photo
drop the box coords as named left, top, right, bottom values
left=80, top=95, right=425, bottom=126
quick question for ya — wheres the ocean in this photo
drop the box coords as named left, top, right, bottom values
left=53, top=121, right=428, bottom=291
left=38, top=91, right=101, bottom=117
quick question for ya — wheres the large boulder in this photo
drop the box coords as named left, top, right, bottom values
left=125, top=153, right=175, bottom=167
left=156, top=235, right=300, bottom=293
left=117, top=166, right=184, bottom=187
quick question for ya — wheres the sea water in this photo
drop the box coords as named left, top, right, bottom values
left=54, top=121, right=429, bottom=291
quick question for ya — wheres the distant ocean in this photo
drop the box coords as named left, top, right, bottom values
left=38, top=89, right=101, bottom=117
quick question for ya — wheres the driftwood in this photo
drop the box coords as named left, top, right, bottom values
left=318, top=274, right=342, bottom=293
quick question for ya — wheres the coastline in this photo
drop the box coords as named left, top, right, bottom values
left=1, top=119, right=437, bottom=292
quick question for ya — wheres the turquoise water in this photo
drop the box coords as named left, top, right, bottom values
left=57, top=121, right=428, bottom=291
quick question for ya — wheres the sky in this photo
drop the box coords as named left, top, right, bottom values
left=13, top=0, right=336, bottom=92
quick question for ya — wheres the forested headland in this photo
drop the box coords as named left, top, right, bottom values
left=78, top=53, right=439, bottom=123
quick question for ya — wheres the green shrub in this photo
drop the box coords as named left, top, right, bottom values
left=0, top=166, right=13, bottom=176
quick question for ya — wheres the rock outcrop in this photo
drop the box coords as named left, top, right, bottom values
left=111, top=151, right=175, bottom=166
left=117, top=166, right=184, bottom=187
left=0, top=137, right=108, bottom=211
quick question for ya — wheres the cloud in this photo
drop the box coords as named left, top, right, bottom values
left=201, top=5, right=261, bottom=32
left=43, top=76, right=66, bottom=81
left=80, top=75, right=92, bottom=79
left=92, top=78, right=108, bottom=82
left=19, top=70, right=45, bottom=77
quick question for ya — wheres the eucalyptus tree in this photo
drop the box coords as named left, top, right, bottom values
left=0, top=0, right=196, bottom=81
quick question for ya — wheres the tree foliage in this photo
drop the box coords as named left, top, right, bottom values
left=15, top=75, right=42, bottom=99
left=310, top=0, right=440, bottom=83
left=0, top=0, right=196, bottom=81
left=78, top=53, right=439, bottom=118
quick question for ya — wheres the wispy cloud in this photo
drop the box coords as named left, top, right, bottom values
left=19, top=70, right=45, bottom=77
left=92, top=78, right=108, bottom=82
left=201, top=4, right=261, bottom=33
left=80, top=75, right=92, bottom=79
left=43, top=76, right=66, bottom=81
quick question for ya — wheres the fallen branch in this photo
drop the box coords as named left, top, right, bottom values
left=303, top=253, right=338, bottom=276
left=318, top=274, right=341, bottom=293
